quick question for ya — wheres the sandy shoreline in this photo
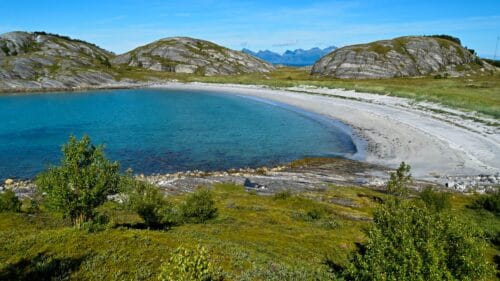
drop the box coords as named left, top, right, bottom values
left=1, top=81, right=498, bottom=182
left=149, top=82, right=500, bottom=180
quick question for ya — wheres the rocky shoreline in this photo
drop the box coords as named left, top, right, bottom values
left=2, top=158, right=498, bottom=200
left=1, top=82, right=499, bottom=192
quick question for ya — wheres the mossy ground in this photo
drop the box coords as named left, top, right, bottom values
left=0, top=183, right=498, bottom=280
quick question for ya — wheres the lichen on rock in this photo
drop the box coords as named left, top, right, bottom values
left=311, top=36, right=494, bottom=79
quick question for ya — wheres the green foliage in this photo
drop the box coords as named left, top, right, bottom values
left=0, top=252, right=85, bottom=281
left=386, top=162, right=412, bottom=197
left=344, top=199, right=493, bottom=280
left=158, top=245, right=223, bottom=281
left=465, top=47, right=476, bottom=56
left=33, top=31, right=106, bottom=52
left=126, top=177, right=176, bottom=228
left=273, top=189, right=292, bottom=200
left=180, top=189, right=217, bottom=223
left=21, top=198, right=40, bottom=214
left=482, top=58, right=500, bottom=68
left=240, top=262, right=335, bottom=281
left=420, top=186, right=451, bottom=212
left=306, top=207, right=327, bottom=220
left=96, top=55, right=112, bottom=68
left=81, top=213, right=110, bottom=233
left=470, top=191, right=500, bottom=216
left=427, top=35, right=462, bottom=45
left=0, top=184, right=497, bottom=280
left=0, top=190, right=21, bottom=213
left=0, top=42, right=12, bottom=56
left=368, top=44, right=392, bottom=55
left=35, top=135, right=120, bottom=228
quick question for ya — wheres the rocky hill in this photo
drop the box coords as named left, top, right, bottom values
left=0, top=31, right=119, bottom=90
left=243, top=46, right=337, bottom=66
left=112, top=37, right=274, bottom=75
left=311, top=36, right=493, bottom=79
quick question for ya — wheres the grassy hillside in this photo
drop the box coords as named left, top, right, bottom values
left=0, top=183, right=498, bottom=280
left=115, top=67, right=500, bottom=119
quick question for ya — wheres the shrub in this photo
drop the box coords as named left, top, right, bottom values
left=22, top=197, right=41, bottom=214
left=306, top=207, right=326, bottom=220
left=180, top=189, right=217, bottom=223
left=273, top=190, right=292, bottom=200
left=344, top=199, right=493, bottom=280
left=427, top=34, right=462, bottom=45
left=126, top=177, right=175, bottom=229
left=469, top=191, right=500, bottom=216
left=82, top=213, right=110, bottom=232
left=240, top=261, right=334, bottom=281
left=419, top=186, right=451, bottom=212
left=0, top=189, right=21, bottom=212
left=158, top=245, right=223, bottom=281
left=386, top=162, right=412, bottom=197
left=36, top=135, right=121, bottom=228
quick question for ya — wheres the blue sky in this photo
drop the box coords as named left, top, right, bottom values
left=1, top=0, right=499, bottom=58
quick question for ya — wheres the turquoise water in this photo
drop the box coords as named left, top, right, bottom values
left=0, top=88, right=359, bottom=179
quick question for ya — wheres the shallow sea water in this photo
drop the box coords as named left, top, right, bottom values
left=0, top=88, right=359, bottom=179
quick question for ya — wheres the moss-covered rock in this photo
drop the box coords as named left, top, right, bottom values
left=112, top=37, right=274, bottom=76
left=311, top=36, right=494, bottom=79
left=0, top=31, right=117, bottom=90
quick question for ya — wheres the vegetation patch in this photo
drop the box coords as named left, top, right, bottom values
left=368, top=43, right=392, bottom=55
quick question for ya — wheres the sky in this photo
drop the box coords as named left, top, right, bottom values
left=1, top=0, right=499, bottom=58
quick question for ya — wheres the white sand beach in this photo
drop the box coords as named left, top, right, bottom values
left=150, top=82, right=500, bottom=180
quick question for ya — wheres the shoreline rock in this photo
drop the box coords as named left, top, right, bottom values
left=2, top=159, right=497, bottom=199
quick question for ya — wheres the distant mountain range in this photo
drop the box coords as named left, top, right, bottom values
left=242, top=46, right=337, bottom=66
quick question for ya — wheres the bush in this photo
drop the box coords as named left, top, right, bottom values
left=180, top=189, right=217, bottom=223
left=386, top=162, right=412, bottom=197
left=306, top=207, right=326, bottom=220
left=22, top=197, right=41, bottom=214
left=36, top=135, right=121, bottom=228
left=240, top=261, right=334, bottom=281
left=126, top=177, right=175, bottom=229
left=469, top=191, right=500, bottom=216
left=273, top=190, right=292, bottom=200
left=427, top=34, right=462, bottom=45
left=0, top=189, right=21, bottom=212
left=82, top=213, right=110, bottom=232
left=419, top=186, right=451, bottom=212
left=344, top=199, right=493, bottom=280
left=158, top=245, right=223, bottom=281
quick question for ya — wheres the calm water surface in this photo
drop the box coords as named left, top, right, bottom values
left=0, top=88, right=359, bottom=179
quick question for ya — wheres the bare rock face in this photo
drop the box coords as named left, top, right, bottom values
left=113, top=37, right=274, bottom=75
left=311, top=36, right=493, bottom=79
left=0, top=31, right=117, bottom=91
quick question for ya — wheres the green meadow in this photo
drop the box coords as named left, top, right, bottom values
left=1, top=182, right=498, bottom=280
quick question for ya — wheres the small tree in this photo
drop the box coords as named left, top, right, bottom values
left=36, top=135, right=120, bottom=228
left=470, top=191, right=500, bottom=216
left=180, top=189, right=217, bottom=223
left=0, top=189, right=21, bottom=212
left=126, top=177, right=175, bottom=229
left=420, top=186, right=451, bottom=212
left=386, top=162, right=412, bottom=197
left=344, top=200, right=493, bottom=280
